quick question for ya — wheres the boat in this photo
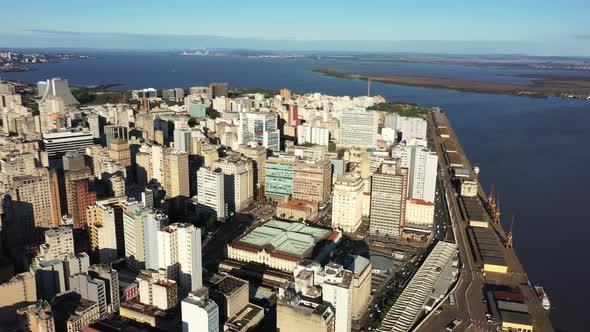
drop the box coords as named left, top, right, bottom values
left=534, top=286, right=551, bottom=310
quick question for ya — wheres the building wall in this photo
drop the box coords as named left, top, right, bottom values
left=369, top=169, right=408, bottom=238
left=0, top=272, right=37, bottom=325
left=331, top=175, right=364, bottom=233
left=292, top=160, right=332, bottom=204
left=276, top=302, right=334, bottom=332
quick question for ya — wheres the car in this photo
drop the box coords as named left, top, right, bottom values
left=434, top=309, right=442, bottom=315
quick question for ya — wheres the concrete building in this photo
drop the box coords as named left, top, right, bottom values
left=384, top=114, right=427, bottom=142
left=20, top=300, right=55, bottom=332
left=137, top=270, right=178, bottom=310
left=181, top=287, right=220, bottom=332
left=37, top=78, right=79, bottom=106
left=209, top=83, right=229, bottom=98
left=68, top=273, right=108, bottom=318
left=42, top=129, right=94, bottom=161
left=163, top=149, right=189, bottom=198
left=339, top=108, right=378, bottom=148
left=123, top=208, right=168, bottom=271
left=196, top=167, right=227, bottom=219
left=238, top=143, right=267, bottom=193
left=264, top=155, right=296, bottom=201
left=214, top=156, right=255, bottom=213
left=238, top=112, right=280, bottom=152
left=277, top=199, right=319, bottom=222
left=207, top=274, right=249, bottom=329
left=173, top=126, right=193, bottom=153
left=162, top=88, right=185, bottom=102
left=11, top=168, right=60, bottom=233
left=276, top=300, right=335, bottom=332
left=63, top=167, right=95, bottom=229
left=293, top=159, right=332, bottom=204
left=331, top=174, right=364, bottom=233
left=0, top=272, right=37, bottom=326
left=104, top=125, right=128, bottom=148
left=405, top=199, right=435, bottom=228
left=39, top=226, right=74, bottom=261
left=297, top=124, right=330, bottom=146
left=158, top=223, right=203, bottom=294
left=369, top=159, right=408, bottom=238
left=87, top=205, right=117, bottom=264
left=88, top=264, right=120, bottom=316
left=51, top=291, right=100, bottom=332
left=391, top=144, right=438, bottom=203
left=224, top=303, right=264, bottom=332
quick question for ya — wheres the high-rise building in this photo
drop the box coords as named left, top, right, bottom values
left=391, top=144, right=438, bottom=203
left=213, top=156, right=254, bottom=213
left=68, top=273, right=108, bottom=318
left=238, top=143, right=267, bottom=195
left=39, top=227, right=74, bottom=261
left=163, top=149, right=189, bottom=198
left=37, top=78, right=79, bottom=106
left=162, top=88, right=185, bottom=102
left=209, top=83, right=229, bottom=98
left=50, top=291, right=99, bottom=332
left=123, top=208, right=168, bottom=271
left=276, top=300, right=335, bottom=332
left=369, top=159, right=408, bottom=238
left=384, top=114, right=427, bottom=142
left=173, top=127, right=193, bottom=153
left=0, top=272, right=37, bottom=326
left=87, top=205, right=118, bottom=264
left=20, top=300, right=55, bottom=332
left=108, top=139, right=131, bottom=167
left=104, top=125, right=128, bottom=148
left=404, top=199, right=435, bottom=228
left=88, top=264, right=120, bottom=316
left=196, top=168, right=226, bottom=219
left=158, top=223, right=203, bottom=294
left=293, top=159, right=332, bottom=204
left=181, top=287, right=220, bottom=332
left=238, top=112, right=280, bottom=152
left=42, top=129, right=94, bottom=161
left=281, top=89, right=292, bottom=101
left=207, top=274, right=249, bottom=329
left=63, top=168, right=96, bottom=229
left=264, top=155, right=296, bottom=201
left=339, top=108, right=378, bottom=148
left=297, top=124, right=330, bottom=146
left=11, top=168, right=60, bottom=233
left=331, top=174, right=364, bottom=233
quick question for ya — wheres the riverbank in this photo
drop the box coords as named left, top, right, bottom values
left=313, top=67, right=590, bottom=100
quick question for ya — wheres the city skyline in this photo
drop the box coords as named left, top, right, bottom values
left=1, top=0, right=590, bottom=56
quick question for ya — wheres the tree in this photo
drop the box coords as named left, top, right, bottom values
left=328, top=142, right=337, bottom=152
left=188, top=117, right=198, bottom=127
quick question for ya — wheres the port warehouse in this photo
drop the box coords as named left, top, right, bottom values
left=434, top=111, right=536, bottom=332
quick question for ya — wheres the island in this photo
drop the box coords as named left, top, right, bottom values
left=0, top=50, right=94, bottom=72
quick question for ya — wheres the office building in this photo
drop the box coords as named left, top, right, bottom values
left=104, top=125, right=128, bottom=147
left=297, top=124, right=330, bottom=146
left=88, top=264, right=120, bottom=315
left=162, top=88, right=185, bottom=102
left=209, top=83, right=229, bottom=98
left=131, top=88, right=157, bottom=100
left=369, top=160, right=408, bottom=238
left=158, top=223, right=203, bottom=294
left=42, top=129, right=94, bottom=160
left=181, top=287, right=220, bottom=332
left=37, top=78, right=79, bottom=105
left=87, top=205, right=118, bottom=264
left=123, top=208, right=168, bottom=271
left=293, top=159, right=332, bottom=204
left=384, top=114, right=427, bottom=142
left=339, top=108, right=378, bottom=148
left=163, top=149, right=189, bottom=198
left=173, top=126, right=193, bottom=153
left=264, top=155, right=296, bottom=201
left=187, top=101, right=207, bottom=118
left=11, top=168, right=60, bottom=232
left=196, top=167, right=227, bottom=219
left=331, top=174, right=364, bottom=233
left=238, top=112, right=280, bottom=152
left=405, top=199, right=435, bottom=228
left=391, top=144, right=438, bottom=203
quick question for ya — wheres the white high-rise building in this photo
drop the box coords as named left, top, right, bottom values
left=391, top=144, right=438, bottom=203
left=158, top=223, right=203, bottom=294
left=196, top=168, right=227, bottom=219
left=385, top=115, right=427, bottom=142
left=331, top=174, right=364, bottom=233
left=213, top=157, right=254, bottom=213
left=123, top=208, right=168, bottom=272
left=238, top=112, right=280, bottom=152
left=297, top=124, right=330, bottom=146
left=181, top=287, right=220, bottom=332
left=39, top=227, right=74, bottom=261
left=174, top=126, right=193, bottom=153
left=339, top=108, right=378, bottom=148
left=369, top=159, right=408, bottom=238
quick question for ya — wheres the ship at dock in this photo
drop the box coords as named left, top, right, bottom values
left=534, top=286, right=551, bottom=310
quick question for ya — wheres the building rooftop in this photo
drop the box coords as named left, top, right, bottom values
left=233, top=220, right=335, bottom=258
left=224, top=303, right=264, bottom=331
left=500, top=310, right=533, bottom=326
left=209, top=274, right=247, bottom=297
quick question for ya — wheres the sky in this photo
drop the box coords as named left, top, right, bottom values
left=1, top=0, right=590, bottom=56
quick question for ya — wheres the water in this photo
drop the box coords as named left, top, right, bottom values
left=4, top=52, right=589, bottom=331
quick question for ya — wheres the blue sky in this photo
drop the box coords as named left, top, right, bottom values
left=2, top=0, right=590, bottom=55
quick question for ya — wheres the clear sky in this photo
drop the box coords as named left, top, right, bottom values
left=2, top=0, right=590, bottom=56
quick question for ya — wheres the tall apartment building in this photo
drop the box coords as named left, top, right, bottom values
left=331, top=174, right=364, bottom=233
left=196, top=168, right=226, bottom=219
left=173, top=126, right=193, bottom=153
left=123, top=208, right=168, bottom=271
left=238, top=112, right=280, bottom=152
left=339, top=108, right=378, bottom=148
left=108, top=139, right=131, bottom=167
left=238, top=143, right=267, bottom=194
left=11, top=168, right=61, bottom=232
left=181, top=287, right=220, bottom=332
left=64, top=167, right=95, bottom=229
left=384, top=114, right=428, bottom=141
left=163, top=149, right=189, bottom=198
left=158, top=223, right=203, bottom=294
left=88, top=264, right=120, bottom=316
left=39, top=226, right=74, bottom=261
left=297, top=124, right=330, bottom=146
left=391, top=144, right=438, bottom=203
left=87, top=205, right=117, bottom=264
left=213, top=156, right=254, bottom=213
left=264, top=155, right=296, bottom=201
left=68, top=273, right=108, bottom=318
left=293, top=159, right=332, bottom=204
left=209, top=82, right=229, bottom=98
left=369, top=159, right=408, bottom=238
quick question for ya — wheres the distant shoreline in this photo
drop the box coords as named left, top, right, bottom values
left=313, top=67, right=590, bottom=100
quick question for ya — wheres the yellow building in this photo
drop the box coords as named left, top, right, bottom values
left=277, top=301, right=335, bottom=332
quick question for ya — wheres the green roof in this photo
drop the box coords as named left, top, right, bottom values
left=238, top=220, right=332, bottom=257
